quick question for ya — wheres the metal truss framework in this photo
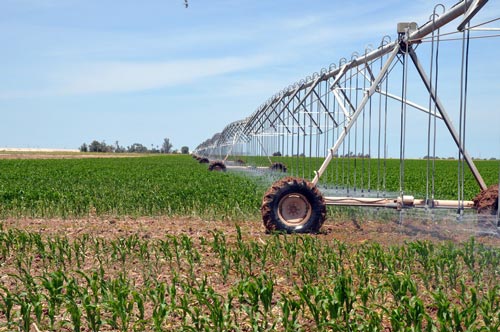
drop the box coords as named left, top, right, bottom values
left=195, top=0, right=497, bottom=212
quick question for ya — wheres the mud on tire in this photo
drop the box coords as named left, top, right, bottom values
left=208, top=161, right=226, bottom=172
left=261, top=176, right=326, bottom=233
left=473, top=184, right=498, bottom=215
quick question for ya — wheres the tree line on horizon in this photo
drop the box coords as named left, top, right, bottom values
left=79, top=138, right=189, bottom=154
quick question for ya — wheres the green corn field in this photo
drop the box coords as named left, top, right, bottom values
left=0, top=155, right=262, bottom=219
left=0, top=155, right=497, bottom=219
left=0, top=154, right=498, bottom=331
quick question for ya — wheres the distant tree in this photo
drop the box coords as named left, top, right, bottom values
left=181, top=146, right=189, bottom=154
left=128, top=143, right=148, bottom=153
left=149, top=144, right=160, bottom=154
left=88, top=140, right=100, bottom=152
left=272, top=151, right=282, bottom=157
left=115, top=141, right=126, bottom=153
left=79, top=143, right=88, bottom=152
left=88, top=140, right=114, bottom=153
left=161, top=138, right=173, bottom=154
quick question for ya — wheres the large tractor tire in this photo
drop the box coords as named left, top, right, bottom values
left=208, top=161, right=226, bottom=172
left=270, top=162, right=287, bottom=173
left=261, top=177, right=326, bottom=233
left=198, top=157, right=209, bottom=164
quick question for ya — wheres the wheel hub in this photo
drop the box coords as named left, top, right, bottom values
left=278, top=193, right=312, bottom=226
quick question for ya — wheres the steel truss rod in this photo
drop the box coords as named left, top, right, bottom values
left=360, top=58, right=443, bottom=119
left=253, top=135, right=273, bottom=165
left=457, top=0, right=488, bottom=31
left=270, top=107, right=292, bottom=134
left=268, top=85, right=306, bottom=134
left=311, top=89, right=338, bottom=126
left=332, top=89, right=353, bottom=120
left=265, top=87, right=317, bottom=135
left=250, top=108, right=274, bottom=135
left=408, top=46, right=487, bottom=191
left=335, top=85, right=361, bottom=118
left=312, top=44, right=401, bottom=185
left=253, top=95, right=292, bottom=135
left=223, top=123, right=246, bottom=162
left=329, top=64, right=349, bottom=90
left=246, top=99, right=278, bottom=135
left=278, top=98, right=306, bottom=134
left=330, top=68, right=360, bottom=118
left=376, top=90, right=443, bottom=119
left=281, top=75, right=326, bottom=134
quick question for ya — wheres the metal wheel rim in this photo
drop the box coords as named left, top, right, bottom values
left=277, top=193, right=312, bottom=227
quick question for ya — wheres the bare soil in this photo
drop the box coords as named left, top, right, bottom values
left=2, top=215, right=498, bottom=247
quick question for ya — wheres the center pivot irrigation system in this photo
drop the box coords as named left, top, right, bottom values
left=194, top=0, right=499, bottom=233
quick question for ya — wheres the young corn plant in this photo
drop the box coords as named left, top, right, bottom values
left=148, top=281, right=170, bottom=332
left=431, top=288, right=453, bottom=331
left=16, top=293, right=32, bottom=332
left=333, top=273, right=356, bottom=329
left=296, top=284, right=325, bottom=328
left=39, top=270, right=67, bottom=330
left=210, top=230, right=231, bottom=283
left=65, top=278, right=83, bottom=332
left=81, top=289, right=102, bottom=332
left=279, top=293, right=302, bottom=331
left=104, top=274, right=135, bottom=332
left=233, top=273, right=276, bottom=330
left=0, top=286, right=15, bottom=329
left=478, top=285, right=500, bottom=331
left=73, top=234, right=89, bottom=269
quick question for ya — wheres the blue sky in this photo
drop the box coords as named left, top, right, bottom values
left=0, top=0, right=498, bottom=157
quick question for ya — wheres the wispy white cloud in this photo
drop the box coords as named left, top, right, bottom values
left=0, top=55, right=275, bottom=99
left=0, top=0, right=478, bottom=102
left=277, top=15, right=326, bottom=31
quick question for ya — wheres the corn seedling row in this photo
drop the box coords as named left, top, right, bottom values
left=0, top=227, right=498, bottom=331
